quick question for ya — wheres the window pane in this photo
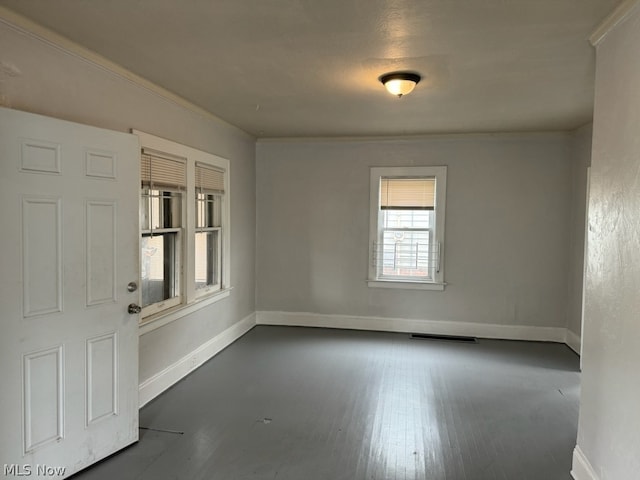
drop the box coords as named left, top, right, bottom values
left=195, top=230, right=219, bottom=289
left=379, top=209, right=435, bottom=279
left=141, top=233, right=178, bottom=306
left=381, top=229, right=432, bottom=278
left=383, top=209, right=432, bottom=229
left=196, top=193, right=221, bottom=228
left=141, top=189, right=182, bottom=230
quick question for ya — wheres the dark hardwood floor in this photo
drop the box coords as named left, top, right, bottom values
left=73, top=325, right=580, bottom=480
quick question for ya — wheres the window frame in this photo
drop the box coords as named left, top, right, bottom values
left=194, top=189, right=223, bottom=296
left=368, top=166, right=447, bottom=291
left=139, top=157, right=186, bottom=318
left=134, top=130, right=231, bottom=329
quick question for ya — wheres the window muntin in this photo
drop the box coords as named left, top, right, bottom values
left=369, top=166, right=447, bottom=289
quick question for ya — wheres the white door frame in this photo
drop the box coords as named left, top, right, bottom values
left=580, top=166, right=591, bottom=368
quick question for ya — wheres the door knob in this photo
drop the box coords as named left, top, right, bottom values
left=128, top=303, right=142, bottom=314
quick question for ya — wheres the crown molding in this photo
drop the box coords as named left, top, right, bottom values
left=256, top=130, right=569, bottom=145
left=590, top=0, right=640, bottom=46
left=0, top=6, right=249, bottom=136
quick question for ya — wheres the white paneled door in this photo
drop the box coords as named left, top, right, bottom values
left=0, top=107, right=140, bottom=478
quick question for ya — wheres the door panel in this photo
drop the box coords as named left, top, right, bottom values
left=0, top=107, right=140, bottom=478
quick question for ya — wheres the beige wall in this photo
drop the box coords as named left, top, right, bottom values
left=256, top=133, right=573, bottom=330
left=575, top=6, right=640, bottom=478
left=0, top=20, right=256, bottom=383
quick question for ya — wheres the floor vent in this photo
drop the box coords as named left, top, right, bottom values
left=409, top=333, right=478, bottom=343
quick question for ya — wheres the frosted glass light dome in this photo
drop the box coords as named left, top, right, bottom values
left=380, top=72, right=421, bottom=98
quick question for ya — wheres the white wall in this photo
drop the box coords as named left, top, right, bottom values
left=256, top=133, right=573, bottom=333
left=567, top=124, right=592, bottom=341
left=574, top=4, right=640, bottom=479
left=1, top=4, right=591, bottom=399
left=0, top=18, right=256, bottom=384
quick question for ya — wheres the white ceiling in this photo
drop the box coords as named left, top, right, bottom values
left=0, top=0, right=619, bottom=138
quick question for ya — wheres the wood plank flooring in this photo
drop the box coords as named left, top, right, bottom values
left=72, top=326, right=580, bottom=480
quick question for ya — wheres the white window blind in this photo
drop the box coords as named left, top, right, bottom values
left=141, top=151, right=187, bottom=189
left=380, top=178, right=435, bottom=210
left=195, top=162, right=225, bottom=193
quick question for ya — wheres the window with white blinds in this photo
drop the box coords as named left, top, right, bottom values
left=134, top=130, right=231, bottom=328
left=195, top=162, right=225, bottom=295
left=139, top=150, right=186, bottom=317
left=369, top=166, right=447, bottom=290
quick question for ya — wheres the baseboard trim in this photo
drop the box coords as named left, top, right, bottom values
left=565, top=329, right=582, bottom=355
left=571, top=446, right=600, bottom=480
left=256, top=311, right=567, bottom=343
left=138, top=312, right=256, bottom=407
left=139, top=311, right=573, bottom=407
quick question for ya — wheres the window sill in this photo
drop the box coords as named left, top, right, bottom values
left=138, top=287, right=232, bottom=336
left=367, top=280, right=446, bottom=291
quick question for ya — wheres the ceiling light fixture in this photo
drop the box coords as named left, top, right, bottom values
left=379, top=72, right=421, bottom=98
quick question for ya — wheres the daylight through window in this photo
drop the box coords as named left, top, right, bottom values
left=135, top=131, right=231, bottom=325
left=140, top=152, right=185, bottom=315
left=369, top=166, right=447, bottom=290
